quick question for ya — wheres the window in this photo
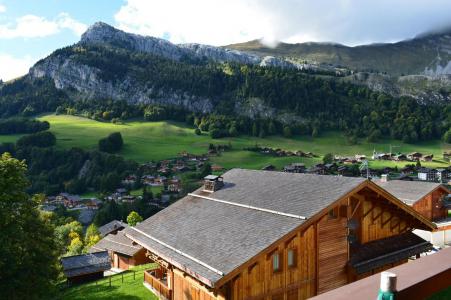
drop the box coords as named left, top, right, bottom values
left=287, top=248, right=296, bottom=268
left=272, top=252, right=280, bottom=272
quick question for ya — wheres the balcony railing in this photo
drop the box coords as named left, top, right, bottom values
left=144, top=269, right=172, bottom=300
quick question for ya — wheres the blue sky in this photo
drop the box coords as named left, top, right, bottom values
left=1, top=0, right=451, bottom=81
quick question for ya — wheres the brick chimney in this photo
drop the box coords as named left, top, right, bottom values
left=203, top=175, right=224, bottom=192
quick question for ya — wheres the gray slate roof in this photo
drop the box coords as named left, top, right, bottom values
left=209, top=169, right=365, bottom=218
left=61, top=251, right=111, bottom=278
left=98, top=220, right=128, bottom=237
left=374, top=180, right=445, bottom=205
left=126, top=169, right=367, bottom=287
left=90, top=227, right=142, bottom=257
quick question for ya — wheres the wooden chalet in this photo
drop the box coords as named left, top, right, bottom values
left=374, top=179, right=450, bottom=246
left=61, top=251, right=111, bottom=284
left=90, top=227, right=151, bottom=270
left=123, top=169, right=435, bottom=300
left=375, top=179, right=450, bottom=222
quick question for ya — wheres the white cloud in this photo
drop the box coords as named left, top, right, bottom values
left=0, top=53, right=36, bottom=81
left=0, top=13, right=87, bottom=39
left=0, top=4, right=6, bottom=13
left=114, top=0, right=451, bottom=46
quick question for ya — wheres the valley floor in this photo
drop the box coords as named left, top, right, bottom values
left=0, top=114, right=449, bottom=170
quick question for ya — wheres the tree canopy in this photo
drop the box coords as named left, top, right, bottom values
left=0, top=153, right=59, bottom=299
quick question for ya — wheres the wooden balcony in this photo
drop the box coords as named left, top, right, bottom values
left=144, top=269, right=172, bottom=300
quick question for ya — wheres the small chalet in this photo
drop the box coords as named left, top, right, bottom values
left=61, top=251, right=111, bottom=284
left=374, top=178, right=450, bottom=222
left=99, top=220, right=128, bottom=237
left=124, top=169, right=435, bottom=300
left=394, top=154, right=407, bottom=161
left=374, top=178, right=450, bottom=246
left=407, top=152, right=422, bottom=161
left=421, top=154, right=433, bottom=162
left=90, top=227, right=150, bottom=270
left=166, top=177, right=182, bottom=193
left=57, top=193, right=82, bottom=208
left=283, top=163, right=306, bottom=173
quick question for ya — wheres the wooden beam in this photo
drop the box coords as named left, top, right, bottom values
left=362, top=203, right=375, bottom=219
left=390, top=218, right=401, bottom=231
left=350, top=199, right=362, bottom=219
left=372, top=207, right=384, bottom=222
left=381, top=212, right=393, bottom=228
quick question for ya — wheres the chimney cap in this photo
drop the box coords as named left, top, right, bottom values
left=204, top=175, right=221, bottom=181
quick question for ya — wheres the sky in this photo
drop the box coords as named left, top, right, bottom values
left=1, top=0, right=451, bottom=81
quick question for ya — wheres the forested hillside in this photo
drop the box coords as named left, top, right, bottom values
left=1, top=42, right=450, bottom=143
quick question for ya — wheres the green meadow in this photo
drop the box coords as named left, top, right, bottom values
left=0, top=114, right=449, bottom=170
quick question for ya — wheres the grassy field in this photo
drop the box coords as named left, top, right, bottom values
left=0, top=114, right=449, bottom=170
left=58, top=264, right=157, bottom=300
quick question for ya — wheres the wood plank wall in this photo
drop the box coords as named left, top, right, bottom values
left=317, top=213, right=348, bottom=294
left=229, top=225, right=317, bottom=300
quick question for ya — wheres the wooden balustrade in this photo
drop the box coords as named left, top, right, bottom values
left=144, top=270, right=172, bottom=299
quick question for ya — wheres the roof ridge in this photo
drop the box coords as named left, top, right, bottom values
left=188, top=193, right=307, bottom=220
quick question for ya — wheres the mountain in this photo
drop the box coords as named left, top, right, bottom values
left=227, top=30, right=451, bottom=77
left=0, top=22, right=449, bottom=143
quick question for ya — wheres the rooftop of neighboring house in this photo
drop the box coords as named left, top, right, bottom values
left=374, top=179, right=448, bottom=205
left=61, top=251, right=111, bottom=278
left=98, top=220, right=128, bottom=237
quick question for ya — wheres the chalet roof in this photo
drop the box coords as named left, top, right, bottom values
left=374, top=179, right=445, bottom=205
left=90, top=227, right=142, bottom=257
left=126, top=169, right=367, bottom=287
left=61, top=251, right=111, bottom=278
left=349, top=232, right=432, bottom=274
left=98, top=220, right=128, bottom=237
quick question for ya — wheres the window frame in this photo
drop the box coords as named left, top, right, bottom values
left=272, top=252, right=281, bottom=273
left=287, top=248, right=297, bottom=268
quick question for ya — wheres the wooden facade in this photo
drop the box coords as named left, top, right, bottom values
left=140, top=180, right=434, bottom=300
left=411, top=186, right=449, bottom=223
left=112, top=248, right=150, bottom=270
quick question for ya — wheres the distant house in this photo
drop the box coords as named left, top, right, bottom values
left=57, top=193, right=82, bottom=208
left=355, top=154, right=366, bottom=162
left=421, top=154, right=433, bottom=162
left=443, top=151, right=451, bottom=162
left=283, top=163, right=306, bottom=173
left=61, top=251, right=111, bottom=284
left=121, top=195, right=137, bottom=204
left=122, top=175, right=137, bottom=185
left=90, top=228, right=150, bottom=270
left=394, top=154, right=407, bottom=161
left=99, top=220, right=128, bottom=237
left=436, top=169, right=450, bottom=183
left=166, top=177, right=182, bottom=193
left=125, top=169, right=434, bottom=299
left=408, top=152, right=423, bottom=161
left=417, top=168, right=437, bottom=182
left=85, top=198, right=102, bottom=210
